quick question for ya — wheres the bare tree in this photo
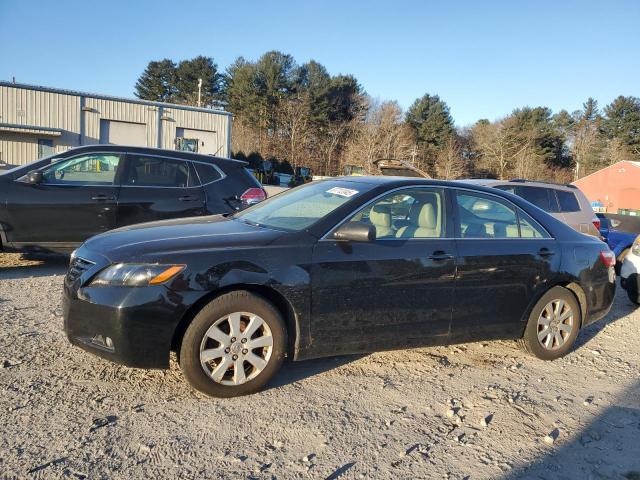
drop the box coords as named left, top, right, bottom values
left=471, top=117, right=535, bottom=179
left=279, top=96, right=310, bottom=170
left=434, top=137, right=467, bottom=179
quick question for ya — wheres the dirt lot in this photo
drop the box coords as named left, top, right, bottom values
left=0, top=252, right=639, bottom=480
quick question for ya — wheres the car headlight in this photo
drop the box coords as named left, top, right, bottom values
left=89, top=264, right=185, bottom=287
left=632, top=235, right=640, bottom=256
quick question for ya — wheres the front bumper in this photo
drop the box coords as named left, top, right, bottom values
left=62, top=255, right=197, bottom=369
left=620, top=251, right=640, bottom=302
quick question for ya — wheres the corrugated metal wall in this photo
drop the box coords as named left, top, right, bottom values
left=0, top=84, right=230, bottom=166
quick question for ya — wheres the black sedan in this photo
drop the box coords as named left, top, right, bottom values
left=63, top=177, right=616, bottom=397
left=0, top=145, right=265, bottom=253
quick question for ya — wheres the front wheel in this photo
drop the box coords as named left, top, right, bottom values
left=627, top=289, right=640, bottom=305
left=179, top=291, right=287, bottom=397
left=519, top=286, right=581, bottom=360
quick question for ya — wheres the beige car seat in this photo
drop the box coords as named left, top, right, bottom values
left=369, top=204, right=394, bottom=238
left=396, top=194, right=441, bottom=238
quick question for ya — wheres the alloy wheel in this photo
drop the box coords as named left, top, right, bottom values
left=536, top=299, right=574, bottom=350
left=199, top=312, right=273, bottom=385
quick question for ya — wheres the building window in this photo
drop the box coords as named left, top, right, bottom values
left=38, top=139, right=54, bottom=159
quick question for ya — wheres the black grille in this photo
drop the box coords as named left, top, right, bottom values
left=67, top=256, right=95, bottom=282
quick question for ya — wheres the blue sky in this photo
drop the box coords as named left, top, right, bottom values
left=1, top=0, right=638, bottom=126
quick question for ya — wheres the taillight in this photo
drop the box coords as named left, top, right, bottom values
left=240, top=187, right=267, bottom=207
left=599, top=250, right=616, bottom=268
left=592, top=216, right=601, bottom=232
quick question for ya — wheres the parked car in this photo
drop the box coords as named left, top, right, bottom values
left=373, top=159, right=431, bottom=178
left=462, top=179, right=601, bottom=237
left=597, top=213, right=639, bottom=274
left=620, top=235, right=640, bottom=305
left=63, top=177, right=616, bottom=397
left=0, top=145, right=265, bottom=253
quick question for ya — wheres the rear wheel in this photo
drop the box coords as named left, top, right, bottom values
left=520, top=286, right=581, bottom=360
left=179, top=291, right=287, bottom=397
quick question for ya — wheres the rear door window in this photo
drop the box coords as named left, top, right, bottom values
left=556, top=190, right=581, bottom=212
left=514, top=186, right=559, bottom=213
left=455, top=191, right=549, bottom=239
left=124, top=155, right=197, bottom=187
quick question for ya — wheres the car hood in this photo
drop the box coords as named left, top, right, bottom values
left=80, top=215, right=286, bottom=262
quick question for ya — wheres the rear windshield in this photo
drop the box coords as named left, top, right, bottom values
left=234, top=180, right=373, bottom=231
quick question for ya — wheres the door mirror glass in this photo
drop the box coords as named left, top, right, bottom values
left=25, top=170, right=43, bottom=184
left=333, top=221, right=375, bottom=242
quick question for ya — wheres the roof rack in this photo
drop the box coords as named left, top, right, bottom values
left=509, top=178, right=577, bottom=189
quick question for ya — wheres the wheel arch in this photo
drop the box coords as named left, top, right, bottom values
left=171, top=284, right=301, bottom=360
left=520, top=280, right=588, bottom=334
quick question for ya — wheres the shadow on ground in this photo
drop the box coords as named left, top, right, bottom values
left=0, top=253, right=69, bottom=279
left=503, top=380, right=640, bottom=479
left=268, top=355, right=364, bottom=389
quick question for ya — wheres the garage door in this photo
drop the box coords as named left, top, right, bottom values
left=176, top=127, right=220, bottom=155
left=100, top=120, right=147, bottom=146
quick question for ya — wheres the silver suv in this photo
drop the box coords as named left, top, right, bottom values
left=462, top=179, right=600, bottom=237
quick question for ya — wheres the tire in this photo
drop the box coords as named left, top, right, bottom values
left=615, top=248, right=629, bottom=276
left=519, top=286, right=581, bottom=360
left=626, top=274, right=640, bottom=305
left=179, top=290, right=287, bottom=397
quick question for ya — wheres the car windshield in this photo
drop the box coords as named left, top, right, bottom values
left=234, top=180, right=373, bottom=231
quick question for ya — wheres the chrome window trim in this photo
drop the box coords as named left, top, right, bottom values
left=319, top=185, right=451, bottom=241
left=319, top=184, right=554, bottom=242
left=27, top=150, right=226, bottom=189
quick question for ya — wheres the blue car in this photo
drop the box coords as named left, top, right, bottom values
left=597, top=213, right=640, bottom=274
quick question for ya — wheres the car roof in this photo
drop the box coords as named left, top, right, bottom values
left=329, top=176, right=525, bottom=195
left=57, top=144, right=248, bottom=166
left=460, top=178, right=578, bottom=192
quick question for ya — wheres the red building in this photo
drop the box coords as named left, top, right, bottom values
left=573, top=161, right=640, bottom=214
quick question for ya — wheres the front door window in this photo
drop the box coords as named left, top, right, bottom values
left=41, top=154, right=121, bottom=185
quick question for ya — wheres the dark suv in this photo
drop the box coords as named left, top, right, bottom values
left=0, top=145, right=266, bottom=253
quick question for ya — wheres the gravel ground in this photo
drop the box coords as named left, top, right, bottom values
left=1, top=252, right=639, bottom=480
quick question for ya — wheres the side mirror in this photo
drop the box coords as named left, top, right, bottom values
left=333, top=221, right=376, bottom=242
left=26, top=170, right=43, bottom=185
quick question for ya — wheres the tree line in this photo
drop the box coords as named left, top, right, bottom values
left=135, top=53, right=640, bottom=180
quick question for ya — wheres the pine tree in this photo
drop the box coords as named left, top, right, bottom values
left=173, top=56, right=223, bottom=107
left=405, top=94, right=454, bottom=150
left=134, top=59, right=177, bottom=102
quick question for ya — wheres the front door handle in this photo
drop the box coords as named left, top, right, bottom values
left=179, top=195, right=198, bottom=202
left=428, top=251, right=454, bottom=261
left=538, top=248, right=555, bottom=257
left=91, top=195, right=115, bottom=201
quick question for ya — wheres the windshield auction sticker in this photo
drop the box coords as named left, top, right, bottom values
left=327, top=187, right=359, bottom=197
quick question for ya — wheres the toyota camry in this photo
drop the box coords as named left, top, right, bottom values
left=63, top=177, right=616, bottom=397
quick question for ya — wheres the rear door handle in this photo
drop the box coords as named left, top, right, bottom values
left=538, top=248, right=555, bottom=257
left=91, top=195, right=115, bottom=201
left=179, top=195, right=198, bottom=202
left=428, top=251, right=454, bottom=261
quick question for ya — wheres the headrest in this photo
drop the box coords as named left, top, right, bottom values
left=417, top=203, right=436, bottom=228
left=370, top=204, right=392, bottom=227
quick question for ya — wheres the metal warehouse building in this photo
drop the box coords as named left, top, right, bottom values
left=0, top=81, right=232, bottom=166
